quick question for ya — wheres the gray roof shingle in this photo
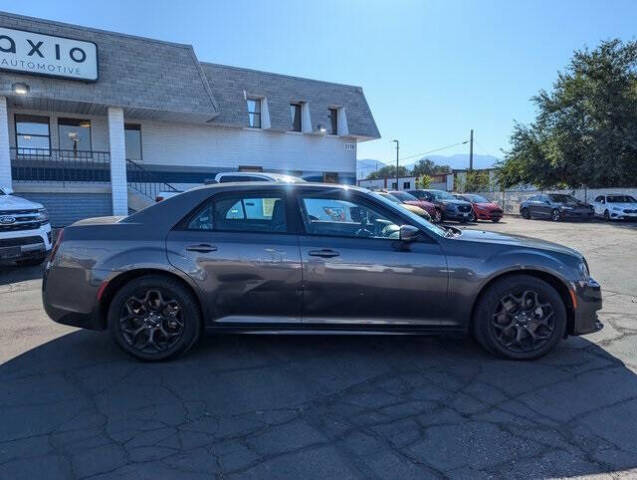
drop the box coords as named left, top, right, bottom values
left=0, top=11, right=379, bottom=138
left=201, top=63, right=380, bottom=139
left=0, top=11, right=219, bottom=122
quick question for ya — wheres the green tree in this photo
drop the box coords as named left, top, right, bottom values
left=497, top=39, right=637, bottom=188
left=463, top=171, right=490, bottom=192
left=366, top=165, right=410, bottom=180
left=416, top=174, right=433, bottom=188
left=411, top=158, right=451, bottom=177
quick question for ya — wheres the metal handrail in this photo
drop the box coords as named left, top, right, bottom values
left=126, top=158, right=180, bottom=201
left=10, top=147, right=111, bottom=183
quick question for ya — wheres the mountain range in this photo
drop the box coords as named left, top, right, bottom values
left=357, top=154, right=501, bottom=179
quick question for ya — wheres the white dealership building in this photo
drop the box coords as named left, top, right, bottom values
left=0, top=12, right=379, bottom=225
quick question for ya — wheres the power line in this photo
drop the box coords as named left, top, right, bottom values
left=398, top=140, right=469, bottom=162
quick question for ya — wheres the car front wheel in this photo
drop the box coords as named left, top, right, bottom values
left=551, top=209, right=561, bottom=221
left=472, top=274, right=567, bottom=360
left=521, top=208, right=530, bottom=219
left=108, top=275, right=201, bottom=361
left=603, top=210, right=610, bottom=221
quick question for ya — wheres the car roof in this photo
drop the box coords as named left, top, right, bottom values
left=215, top=171, right=305, bottom=182
left=188, top=182, right=366, bottom=194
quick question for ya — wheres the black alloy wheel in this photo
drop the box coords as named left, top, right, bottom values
left=521, top=208, right=530, bottom=219
left=604, top=210, right=610, bottom=221
left=108, top=276, right=201, bottom=361
left=551, top=209, right=561, bottom=221
left=473, top=274, right=566, bottom=360
left=470, top=210, right=477, bottom=222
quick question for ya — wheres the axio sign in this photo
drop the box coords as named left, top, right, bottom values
left=0, top=27, right=98, bottom=81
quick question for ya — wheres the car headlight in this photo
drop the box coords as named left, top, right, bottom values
left=35, top=208, right=49, bottom=223
left=578, top=260, right=590, bottom=281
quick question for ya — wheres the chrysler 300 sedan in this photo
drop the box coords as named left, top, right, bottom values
left=43, top=183, right=602, bottom=361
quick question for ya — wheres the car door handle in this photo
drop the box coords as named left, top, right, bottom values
left=308, top=249, right=340, bottom=258
left=185, top=243, right=218, bottom=253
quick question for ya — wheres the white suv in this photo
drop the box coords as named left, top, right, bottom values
left=0, top=186, right=52, bottom=266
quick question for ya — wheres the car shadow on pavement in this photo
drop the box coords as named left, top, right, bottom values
left=1, top=332, right=636, bottom=479
left=0, top=263, right=44, bottom=285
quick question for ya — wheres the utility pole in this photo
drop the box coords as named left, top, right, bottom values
left=393, top=140, right=400, bottom=190
left=469, top=129, right=474, bottom=171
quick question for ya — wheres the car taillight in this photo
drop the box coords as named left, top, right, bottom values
left=49, top=228, right=64, bottom=262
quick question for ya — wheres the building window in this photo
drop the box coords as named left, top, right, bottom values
left=328, top=108, right=338, bottom=135
left=247, top=98, right=261, bottom=128
left=125, top=124, right=142, bottom=160
left=323, top=172, right=338, bottom=183
left=58, top=118, right=92, bottom=152
left=239, top=166, right=264, bottom=172
left=290, top=103, right=302, bottom=132
left=15, top=115, right=50, bottom=155
left=403, top=181, right=411, bottom=189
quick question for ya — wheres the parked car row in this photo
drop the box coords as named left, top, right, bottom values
left=520, top=193, right=637, bottom=222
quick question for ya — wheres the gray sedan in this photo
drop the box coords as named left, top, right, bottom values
left=43, top=183, right=602, bottom=361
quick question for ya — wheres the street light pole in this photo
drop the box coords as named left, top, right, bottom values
left=393, top=139, right=399, bottom=190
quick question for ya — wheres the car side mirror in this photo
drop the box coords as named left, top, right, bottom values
left=399, top=225, right=420, bottom=242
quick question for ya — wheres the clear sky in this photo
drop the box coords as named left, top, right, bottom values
left=4, top=0, right=635, bottom=164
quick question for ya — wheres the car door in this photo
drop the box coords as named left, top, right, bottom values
left=294, top=188, right=449, bottom=326
left=166, top=188, right=303, bottom=324
left=533, top=195, right=551, bottom=218
left=593, top=195, right=605, bottom=215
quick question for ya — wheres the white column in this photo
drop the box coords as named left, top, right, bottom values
left=107, top=107, right=128, bottom=215
left=301, top=102, right=312, bottom=133
left=0, top=96, right=12, bottom=190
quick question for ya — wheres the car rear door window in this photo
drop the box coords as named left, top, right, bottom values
left=186, top=194, right=287, bottom=233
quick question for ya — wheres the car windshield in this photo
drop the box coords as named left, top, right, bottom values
left=432, top=190, right=456, bottom=201
left=607, top=195, right=636, bottom=203
left=548, top=194, right=579, bottom=204
left=371, top=192, right=447, bottom=237
left=377, top=193, right=401, bottom=204
left=390, top=191, right=418, bottom=201
left=465, top=194, right=489, bottom=203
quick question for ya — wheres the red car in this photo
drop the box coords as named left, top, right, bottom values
left=455, top=194, right=503, bottom=222
left=388, top=191, right=441, bottom=222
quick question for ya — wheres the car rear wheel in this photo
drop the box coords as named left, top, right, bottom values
left=470, top=211, right=477, bottom=222
left=521, top=208, right=530, bottom=219
left=491, top=217, right=501, bottom=223
left=472, top=275, right=566, bottom=360
left=551, top=209, right=561, bottom=221
left=108, top=275, right=201, bottom=361
left=603, top=210, right=610, bottom=221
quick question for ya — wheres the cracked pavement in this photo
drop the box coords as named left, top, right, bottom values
left=1, top=217, right=636, bottom=479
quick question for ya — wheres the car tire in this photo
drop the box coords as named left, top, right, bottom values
left=521, top=208, right=530, bottom=219
left=472, top=274, right=567, bottom=360
left=551, top=209, right=561, bottom=221
left=16, top=256, right=46, bottom=266
left=603, top=210, right=610, bottom=221
left=108, top=275, right=201, bottom=361
left=470, top=211, right=477, bottom=222
left=491, top=217, right=501, bottom=223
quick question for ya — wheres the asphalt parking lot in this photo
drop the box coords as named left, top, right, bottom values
left=1, top=216, right=636, bottom=480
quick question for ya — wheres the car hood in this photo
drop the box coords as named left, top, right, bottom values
left=474, top=202, right=501, bottom=210
left=607, top=203, right=637, bottom=208
left=457, top=228, right=581, bottom=258
left=0, top=194, right=43, bottom=211
left=440, top=199, right=471, bottom=206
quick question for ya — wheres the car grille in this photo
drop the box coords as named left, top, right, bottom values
left=0, top=209, right=39, bottom=215
left=0, top=236, right=43, bottom=247
left=0, top=221, right=41, bottom=232
left=458, top=205, right=472, bottom=213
